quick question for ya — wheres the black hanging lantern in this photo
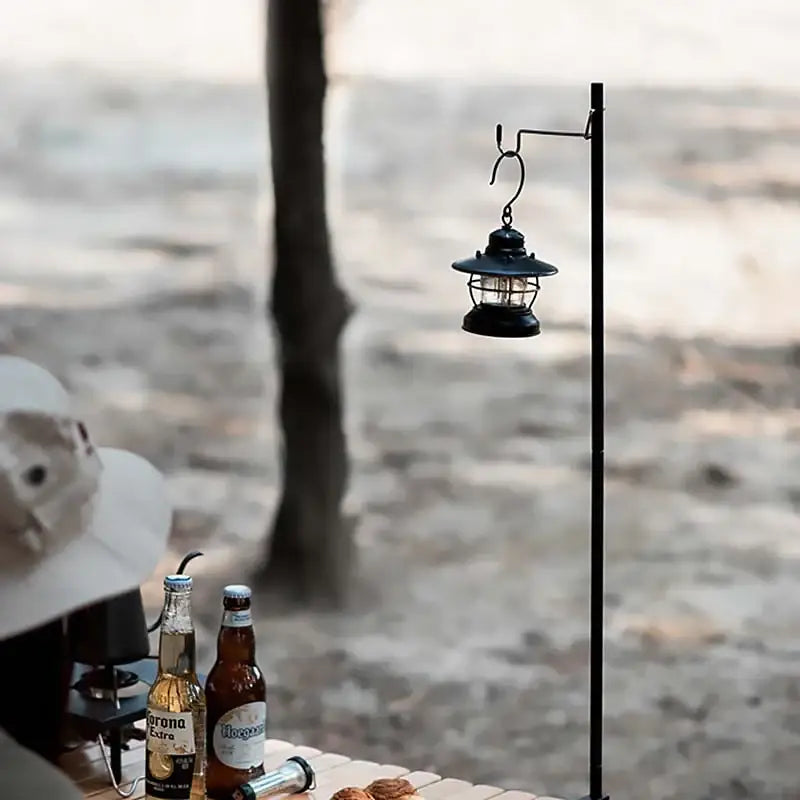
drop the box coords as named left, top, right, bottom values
left=452, top=225, right=557, bottom=338
left=451, top=121, right=569, bottom=338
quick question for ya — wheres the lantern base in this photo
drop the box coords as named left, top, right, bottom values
left=462, top=304, right=541, bottom=338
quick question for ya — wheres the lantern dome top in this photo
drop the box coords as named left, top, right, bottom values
left=452, top=225, right=559, bottom=278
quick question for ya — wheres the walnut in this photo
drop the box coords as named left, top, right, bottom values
left=364, top=778, right=418, bottom=800
left=330, top=788, right=375, bottom=800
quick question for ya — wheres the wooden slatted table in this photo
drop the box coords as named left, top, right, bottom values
left=60, top=729, right=562, bottom=800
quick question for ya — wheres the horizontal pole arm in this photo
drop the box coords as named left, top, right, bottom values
left=496, top=109, right=594, bottom=155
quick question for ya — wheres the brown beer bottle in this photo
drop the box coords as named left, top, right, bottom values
left=205, top=585, right=267, bottom=800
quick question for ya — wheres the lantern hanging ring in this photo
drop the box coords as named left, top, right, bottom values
left=488, top=109, right=595, bottom=228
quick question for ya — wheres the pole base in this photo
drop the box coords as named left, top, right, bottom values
left=577, top=795, right=609, bottom=800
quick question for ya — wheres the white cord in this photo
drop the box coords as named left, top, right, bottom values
left=96, top=734, right=145, bottom=798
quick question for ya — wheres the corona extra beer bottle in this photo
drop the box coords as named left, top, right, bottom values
left=146, top=575, right=206, bottom=800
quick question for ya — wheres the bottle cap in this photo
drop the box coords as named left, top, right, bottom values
left=164, top=574, right=192, bottom=591
left=224, top=584, right=252, bottom=599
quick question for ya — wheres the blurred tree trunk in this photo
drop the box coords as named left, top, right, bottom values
left=259, top=0, right=353, bottom=605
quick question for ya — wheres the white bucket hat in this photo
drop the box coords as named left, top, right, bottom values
left=0, top=356, right=172, bottom=640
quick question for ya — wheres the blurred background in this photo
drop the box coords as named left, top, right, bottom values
left=2, top=1, right=799, bottom=798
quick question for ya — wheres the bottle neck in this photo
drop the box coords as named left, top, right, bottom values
left=217, top=601, right=255, bottom=662
left=158, top=589, right=196, bottom=674
left=162, top=589, right=194, bottom=632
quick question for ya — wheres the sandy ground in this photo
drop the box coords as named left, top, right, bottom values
left=2, top=3, right=800, bottom=799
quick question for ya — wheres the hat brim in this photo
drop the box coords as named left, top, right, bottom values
left=0, top=356, right=71, bottom=416
left=1, top=446, right=172, bottom=640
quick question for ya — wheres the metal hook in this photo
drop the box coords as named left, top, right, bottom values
left=488, top=110, right=593, bottom=227
left=489, top=124, right=526, bottom=227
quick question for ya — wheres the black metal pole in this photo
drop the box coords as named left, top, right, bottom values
left=588, top=81, right=606, bottom=800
